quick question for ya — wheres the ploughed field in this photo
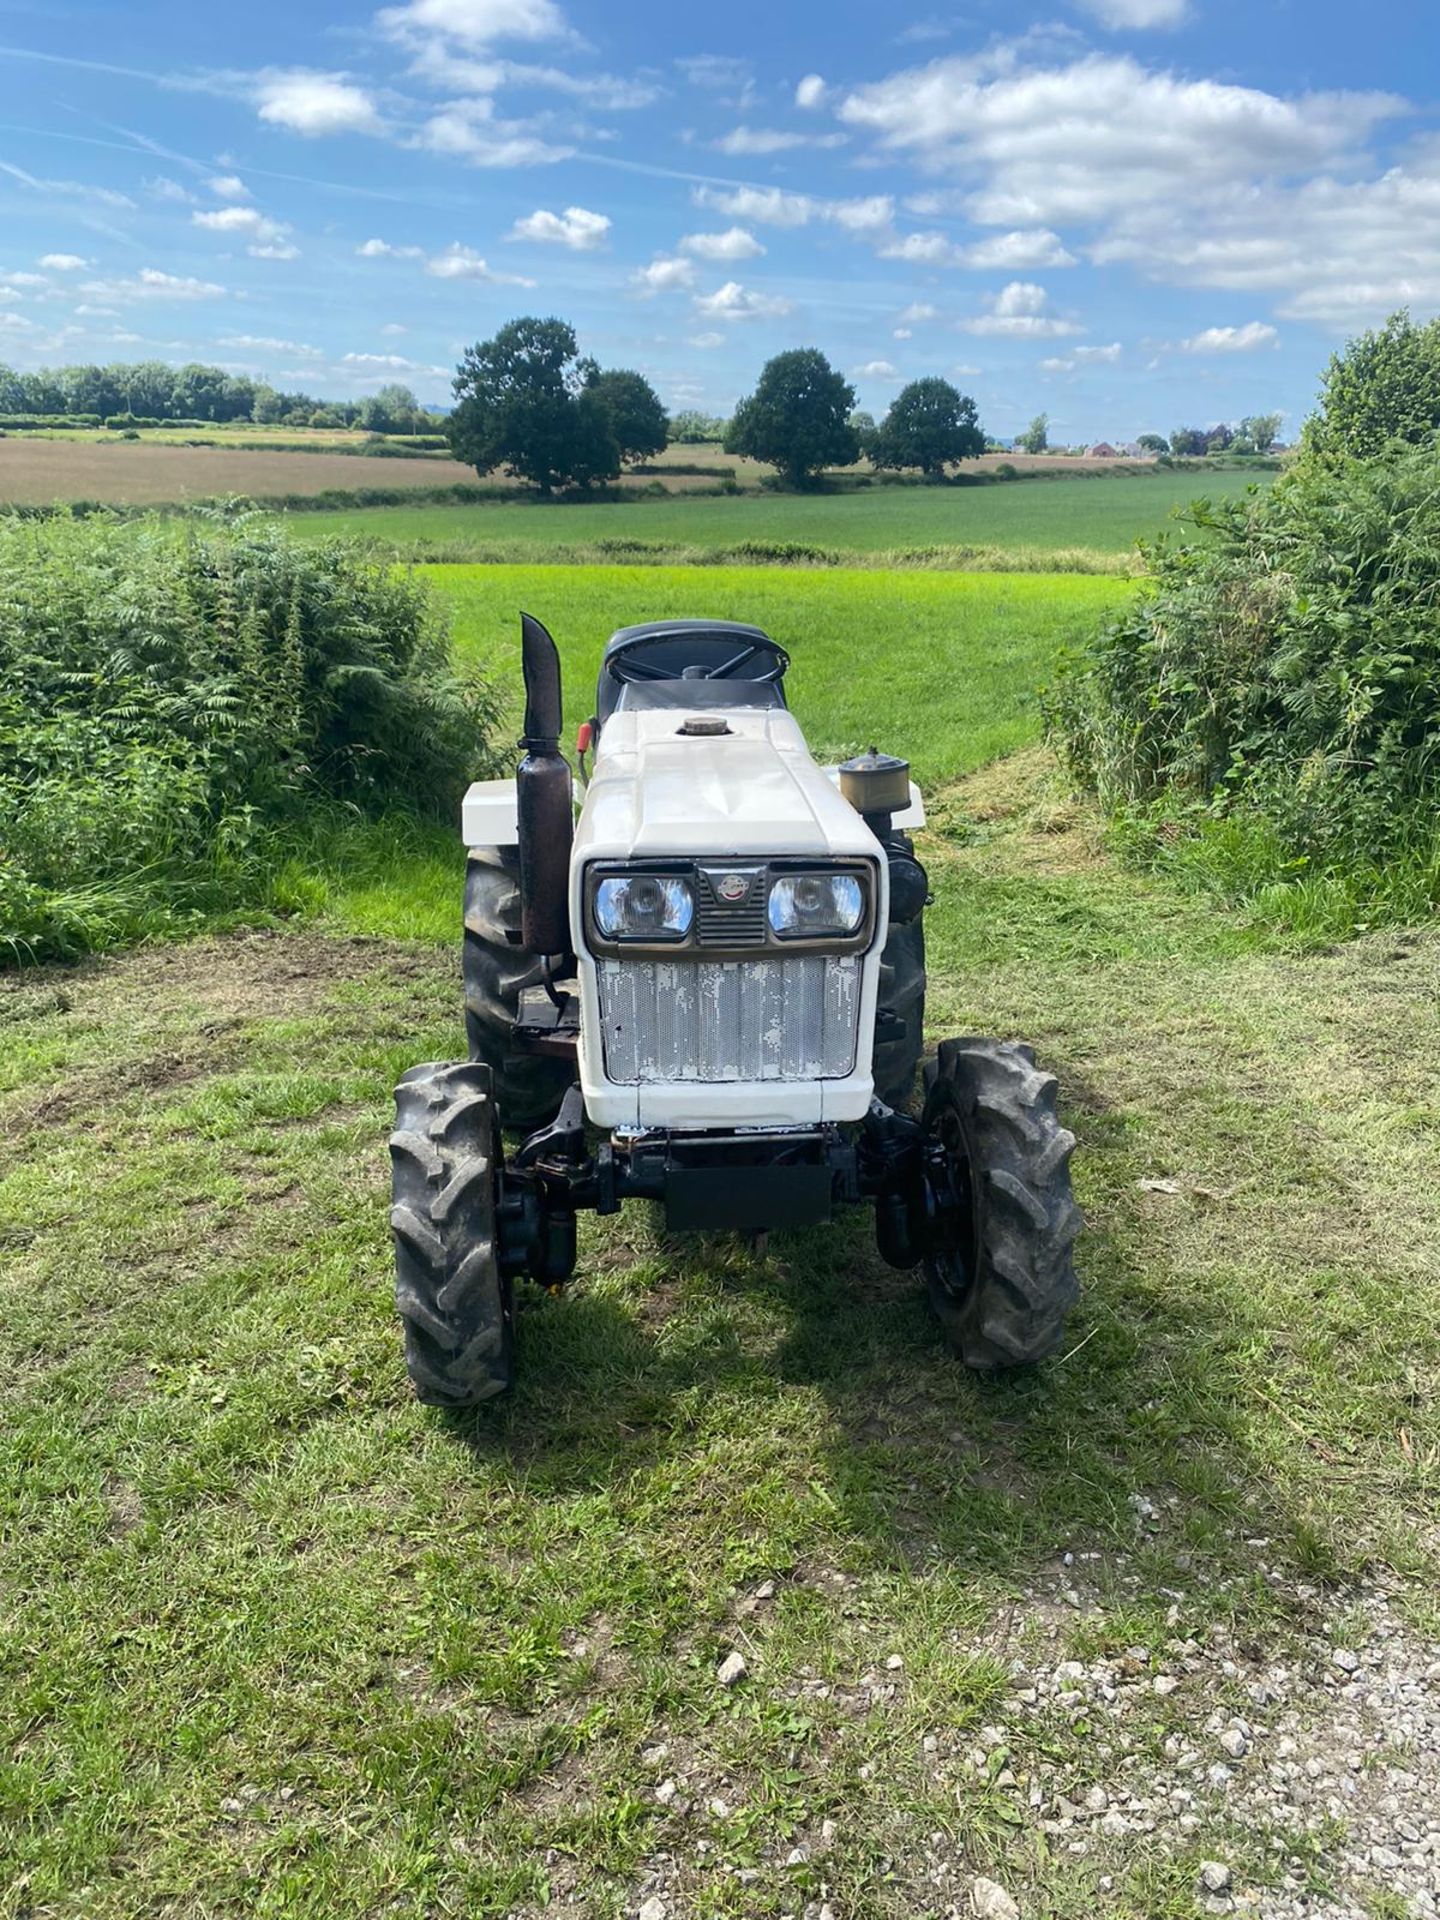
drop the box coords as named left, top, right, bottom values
left=3, top=558, right=1437, bottom=1920
left=0, top=436, right=480, bottom=506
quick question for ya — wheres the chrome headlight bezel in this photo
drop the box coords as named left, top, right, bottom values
left=584, top=858, right=876, bottom=957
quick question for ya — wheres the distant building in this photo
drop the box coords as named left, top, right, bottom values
left=1086, top=441, right=1119, bottom=458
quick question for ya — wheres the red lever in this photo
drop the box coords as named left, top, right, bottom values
left=576, top=720, right=593, bottom=754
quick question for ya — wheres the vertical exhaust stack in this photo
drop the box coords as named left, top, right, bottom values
left=516, top=612, right=574, bottom=959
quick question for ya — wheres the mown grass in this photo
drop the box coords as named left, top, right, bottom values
left=423, top=563, right=1131, bottom=789
left=3, top=757, right=1436, bottom=1918
left=281, top=468, right=1270, bottom=563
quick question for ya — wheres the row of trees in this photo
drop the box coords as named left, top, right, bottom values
left=448, top=323, right=987, bottom=491
left=0, top=360, right=437, bottom=432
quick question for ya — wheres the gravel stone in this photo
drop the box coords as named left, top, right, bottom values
left=1198, top=1862, right=1232, bottom=1894
left=716, top=1651, right=748, bottom=1687
left=970, top=1877, right=1021, bottom=1920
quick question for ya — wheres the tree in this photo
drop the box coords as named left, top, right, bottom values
left=587, top=367, right=668, bottom=463
left=870, top=378, right=985, bottom=479
left=848, top=409, right=878, bottom=459
left=0, top=363, right=25, bottom=412
left=1304, top=310, right=1440, bottom=463
left=670, top=409, right=725, bottom=443
left=1169, top=426, right=1208, bottom=457
left=724, top=348, right=857, bottom=489
left=1136, top=432, right=1168, bottom=454
left=1240, top=412, right=1282, bottom=454
left=449, top=316, right=621, bottom=494
left=1204, top=422, right=1233, bottom=454
left=1015, top=412, right=1049, bottom=454
left=360, top=383, right=421, bottom=433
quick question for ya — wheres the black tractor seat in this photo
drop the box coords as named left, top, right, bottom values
left=596, top=619, right=789, bottom=724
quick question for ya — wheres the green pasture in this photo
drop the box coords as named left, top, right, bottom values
left=284, top=468, right=1270, bottom=564
left=424, top=563, right=1130, bottom=790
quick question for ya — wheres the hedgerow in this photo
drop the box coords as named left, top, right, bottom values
left=0, top=511, right=505, bottom=960
left=1047, top=443, right=1440, bottom=933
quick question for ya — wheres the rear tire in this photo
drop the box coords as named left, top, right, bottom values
left=873, top=916, right=925, bottom=1109
left=390, top=1060, right=515, bottom=1407
left=463, top=847, right=571, bottom=1134
left=922, top=1037, right=1081, bottom=1367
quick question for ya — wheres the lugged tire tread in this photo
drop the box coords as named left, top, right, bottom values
left=463, top=846, right=572, bottom=1133
left=390, top=1058, right=514, bottom=1406
left=925, top=1037, right=1082, bottom=1368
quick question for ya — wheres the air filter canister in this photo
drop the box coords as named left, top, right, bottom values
left=838, top=748, right=911, bottom=818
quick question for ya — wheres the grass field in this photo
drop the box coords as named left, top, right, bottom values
left=5, top=747, right=1437, bottom=1919
left=285, top=469, right=1268, bottom=567
left=5, top=534, right=1436, bottom=1918
left=425, top=564, right=1130, bottom=788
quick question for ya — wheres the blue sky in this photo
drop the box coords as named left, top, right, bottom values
left=0, top=0, right=1435, bottom=441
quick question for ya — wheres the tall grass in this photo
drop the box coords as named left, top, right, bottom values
left=0, top=510, right=505, bottom=962
left=1047, top=444, right=1440, bottom=934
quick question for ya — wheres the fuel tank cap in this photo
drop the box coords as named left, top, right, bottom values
left=677, top=715, right=732, bottom=736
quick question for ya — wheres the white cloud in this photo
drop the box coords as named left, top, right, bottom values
left=1182, top=321, right=1279, bottom=352
left=795, top=73, right=827, bottom=110
left=899, top=302, right=939, bottom=324
left=208, top=174, right=250, bottom=199
left=1094, top=167, right=1440, bottom=330
left=417, top=98, right=570, bottom=165
left=693, top=279, right=793, bottom=321
left=508, top=204, right=610, bottom=248
left=0, top=312, right=36, bottom=331
left=38, top=253, right=86, bottom=272
left=497, top=63, right=660, bottom=108
left=425, top=242, right=535, bottom=283
left=380, top=322, right=409, bottom=335
left=1, top=271, right=47, bottom=288
left=960, top=280, right=1082, bottom=338
left=1077, top=0, right=1188, bottom=26
left=357, top=237, right=425, bottom=258
left=220, top=333, right=323, bottom=355
left=633, top=254, right=696, bottom=293
left=852, top=359, right=899, bottom=379
left=255, top=70, right=382, bottom=136
left=193, top=205, right=298, bottom=259
left=688, top=330, right=725, bottom=348
left=1042, top=342, right=1122, bottom=370
left=676, top=54, right=751, bottom=90
left=893, top=329, right=911, bottom=340
left=877, top=230, right=961, bottom=265
left=713, top=126, right=846, bottom=155
left=693, top=184, right=814, bottom=228
left=680, top=227, right=765, bottom=262
left=146, top=176, right=195, bottom=204
left=963, top=228, right=1076, bottom=270
left=827, top=194, right=896, bottom=234
left=378, top=0, right=569, bottom=49
left=840, top=49, right=1401, bottom=229
left=78, top=268, right=227, bottom=303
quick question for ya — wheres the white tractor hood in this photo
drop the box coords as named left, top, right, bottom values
left=576, top=707, right=881, bottom=863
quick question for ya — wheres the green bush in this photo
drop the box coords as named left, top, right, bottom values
left=1047, top=444, right=1440, bottom=931
left=0, top=511, right=505, bottom=959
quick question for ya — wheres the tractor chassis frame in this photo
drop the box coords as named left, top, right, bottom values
left=494, top=1084, right=963, bottom=1291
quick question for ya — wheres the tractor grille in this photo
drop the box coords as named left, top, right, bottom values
left=596, top=954, right=861, bottom=1085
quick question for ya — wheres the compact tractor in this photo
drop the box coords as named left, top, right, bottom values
left=390, top=616, right=1080, bottom=1404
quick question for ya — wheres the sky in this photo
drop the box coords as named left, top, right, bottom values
left=0, top=0, right=1436, bottom=442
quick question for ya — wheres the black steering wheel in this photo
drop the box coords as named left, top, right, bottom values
left=610, top=640, right=787, bottom=685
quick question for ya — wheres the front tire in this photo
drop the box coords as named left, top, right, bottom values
left=922, top=1037, right=1081, bottom=1367
left=390, top=1060, right=515, bottom=1406
left=463, top=847, right=572, bottom=1134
